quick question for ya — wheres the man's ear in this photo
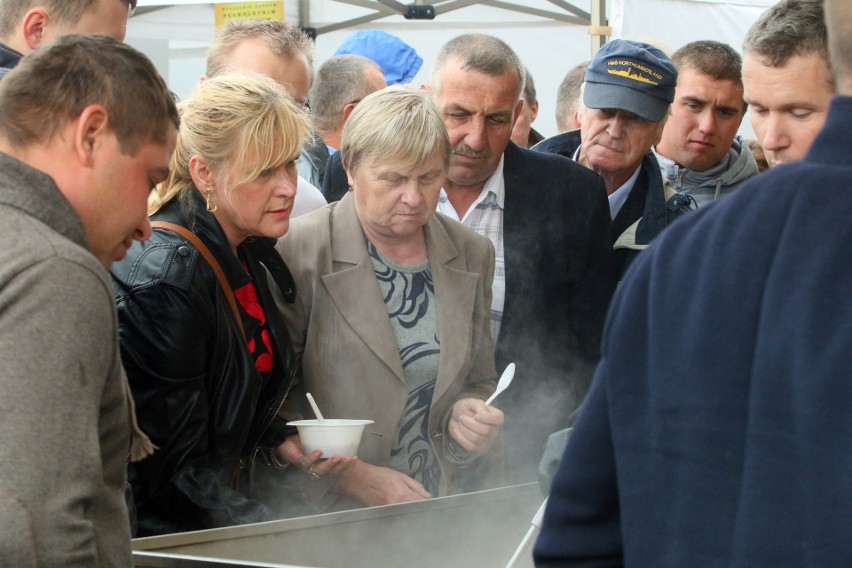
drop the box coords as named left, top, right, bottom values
left=529, top=100, right=540, bottom=122
left=73, top=104, right=110, bottom=167
left=572, top=108, right=583, bottom=131
left=21, top=8, right=49, bottom=51
left=420, top=83, right=431, bottom=92
left=341, top=102, right=358, bottom=122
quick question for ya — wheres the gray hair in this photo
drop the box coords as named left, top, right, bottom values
left=0, top=0, right=136, bottom=40
left=431, top=34, right=525, bottom=99
left=309, top=54, right=384, bottom=133
left=555, top=61, right=589, bottom=132
left=206, top=19, right=314, bottom=81
left=341, top=86, right=451, bottom=175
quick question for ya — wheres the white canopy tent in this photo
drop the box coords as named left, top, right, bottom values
left=128, top=0, right=776, bottom=137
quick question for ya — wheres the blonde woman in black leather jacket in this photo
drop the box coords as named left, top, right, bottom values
left=111, top=72, right=354, bottom=536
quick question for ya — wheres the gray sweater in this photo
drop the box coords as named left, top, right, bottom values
left=655, top=135, right=759, bottom=208
left=0, top=152, right=132, bottom=566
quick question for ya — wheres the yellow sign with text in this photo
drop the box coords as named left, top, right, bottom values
left=214, top=1, right=284, bottom=27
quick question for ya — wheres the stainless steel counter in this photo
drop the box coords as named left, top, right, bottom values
left=133, top=483, right=543, bottom=568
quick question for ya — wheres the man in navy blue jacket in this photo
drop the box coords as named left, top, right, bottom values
left=534, top=0, right=852, bottom=564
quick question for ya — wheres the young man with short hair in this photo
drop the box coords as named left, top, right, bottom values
left=655, top=40, right=759, bottom=207
left=0, top=33, right=177, bottom=566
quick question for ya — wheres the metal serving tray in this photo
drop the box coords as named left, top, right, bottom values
left=133, top=483, right=543, bottom=568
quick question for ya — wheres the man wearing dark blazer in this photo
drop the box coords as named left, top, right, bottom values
left=429, top=34, right=615, bottom=484
left=324, top=35, right=615, bottom=485
left=534, top=40, right=694, bottom=280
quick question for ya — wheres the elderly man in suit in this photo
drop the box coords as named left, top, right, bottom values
left=534, top=39, right=693, bottom=279
left=429, top=34, right=615, bottom=484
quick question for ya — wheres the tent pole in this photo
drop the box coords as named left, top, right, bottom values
left=299, top=0, right=311, bottom=26
left=589, top=0, right=610, bottom=56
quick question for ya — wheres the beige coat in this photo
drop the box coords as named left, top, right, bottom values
left=275, top=193, right=500, bottom=501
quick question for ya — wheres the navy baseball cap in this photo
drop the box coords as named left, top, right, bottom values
left=583, top=39, right=677, bottom=122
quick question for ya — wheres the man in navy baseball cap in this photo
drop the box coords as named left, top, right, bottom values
left=577, top=39, right=687, bottom=277
left=534, top=39, right=685, bottom=277
left=583, top=39, right=677, bottom=121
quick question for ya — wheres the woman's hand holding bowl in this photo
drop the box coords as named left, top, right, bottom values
left=276, top=434, right=357, bottom=478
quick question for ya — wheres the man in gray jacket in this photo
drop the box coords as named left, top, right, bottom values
left=0, top=35, right=177, bottom=566
left=654, top=40, right=759, bottom=207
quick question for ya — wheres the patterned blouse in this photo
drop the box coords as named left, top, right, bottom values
left=368, top=240, right=441, bottom=495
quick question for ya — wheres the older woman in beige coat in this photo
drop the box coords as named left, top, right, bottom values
left=274, top=87, right=504, bottom=513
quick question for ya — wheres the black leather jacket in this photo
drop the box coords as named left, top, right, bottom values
left=111, top=191, right=297, bottom=536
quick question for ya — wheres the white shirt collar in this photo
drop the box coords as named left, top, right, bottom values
left=607, top=165, right=642, bottom=220
left=573, top=144, right=641, bottom=220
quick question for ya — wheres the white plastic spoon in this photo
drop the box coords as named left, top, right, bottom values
left=484, top=363, right=516, bottom=407
left=306, top=392, right=326, bottom=424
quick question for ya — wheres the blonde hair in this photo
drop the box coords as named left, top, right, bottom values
left=149, top=72, right=309, bottom=214
left=341, top=85, right=451, bottom=174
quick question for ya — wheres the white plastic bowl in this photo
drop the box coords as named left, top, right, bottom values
left=287, top=419, right=374, bottom=457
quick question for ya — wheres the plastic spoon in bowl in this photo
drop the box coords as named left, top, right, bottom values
left=306, top=392, right=326, bottom=424
left=484, top=363, right=515, bottom=407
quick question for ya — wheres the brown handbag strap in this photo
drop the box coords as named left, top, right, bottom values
left=150, top=221, right=245, bottom=339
